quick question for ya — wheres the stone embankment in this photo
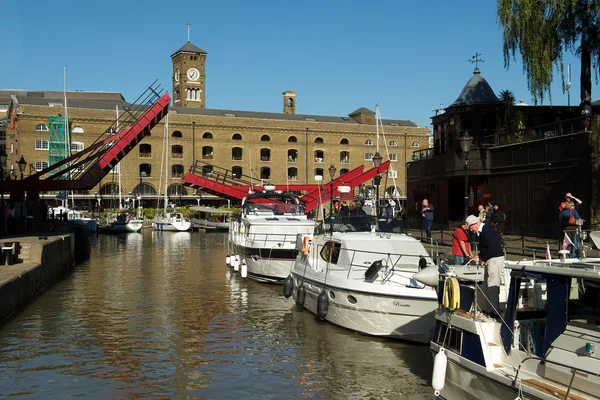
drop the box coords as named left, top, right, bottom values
left=0, top=225, right=90, bottom=323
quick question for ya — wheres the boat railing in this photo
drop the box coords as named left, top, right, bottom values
left=244, top=232, right=299, bottom=249
left=513, top=355, right=600, bottom=398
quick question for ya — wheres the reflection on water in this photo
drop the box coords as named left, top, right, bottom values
left=0, top=231, right=432, bottom=399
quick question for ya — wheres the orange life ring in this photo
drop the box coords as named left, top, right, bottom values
left=302, top=236, right=311, bottom=255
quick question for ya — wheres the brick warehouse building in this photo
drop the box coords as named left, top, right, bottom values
left=406, top=67, right=600, bottom=239
left=0, top=40, right=429, bottom=210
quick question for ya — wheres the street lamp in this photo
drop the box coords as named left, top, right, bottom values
left=0, top=148, right=7, bottom=236
left=17, top=156, right=26, bottom=232
left=328, top=164, right=336, bottom=234
left=459, top=133, right=473, bottom=219
left=372, top=152, right=383, bottom=217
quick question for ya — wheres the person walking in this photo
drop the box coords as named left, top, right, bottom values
left=466, top=214, right=505, bottom=318
left=452, top=220, right=472, bottom=265
left=421, top=199, right=434, bottom=238
left=490, top=203, right=506, bottom=247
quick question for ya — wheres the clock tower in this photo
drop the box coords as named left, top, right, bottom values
left=171, top=41, right=207, bottom=109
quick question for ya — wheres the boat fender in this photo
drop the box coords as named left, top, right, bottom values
left=241, top=259, right=248, bottom=278
left=364, top=260, right=384, bottom=281
left=283, top=275, right=294, bottom=298
left=296, top=284, right=306, bottom=306
left=443, top=277, right=460, bottom=311
left=226, top=255, right=231, bottom=266
left=302, top=236, right=311, bottom=256
left=233, top=256, right=240, bottom=272
left=418, top=256, right=427, bottom=270
left=432, top=348, right=447, bottom=396
left=317, top=291, right=329, bottom=320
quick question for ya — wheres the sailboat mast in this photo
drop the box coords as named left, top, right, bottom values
left=116, top=105, right=122, bottom=209
left=63, top=67, right=74, bottom=210
left=375, top=104, right=380, bottom=153
left=163, top=114, right=169, bottom=214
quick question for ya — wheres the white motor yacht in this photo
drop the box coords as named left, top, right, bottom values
left=285, top=213, right=439, bottom=344
left=228, top=190, right=315, bottom=283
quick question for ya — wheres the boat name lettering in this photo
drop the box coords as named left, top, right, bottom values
left=393, top=301, right=410, bottom=307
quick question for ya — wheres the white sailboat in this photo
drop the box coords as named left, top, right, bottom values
left=151, top=113, right=191, bottom=232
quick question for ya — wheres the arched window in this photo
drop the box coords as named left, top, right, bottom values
left=175, top=90, right=180, bottom=101
left=139, top=144, right=151, bottom=158
left=35, top=140, right=49, bottom=150
left=232, top=133, right=242, bottom=140
left=411, top=141, right=420, bottom=147
left=71, top=141, right=84, bottom=153
left=35, top=161, right=49, bottom=171
left=340, top=168, right=349, bottom=176
left=232, top=166, right=243, bottom=179
left=171, top=164, right=184, bottom=178
left=365, top=139, right=374, bottom=146
left=260, top=135, right=271, bottom=141
left=260, top=148, right=270, bottom=161
left=364, top=152, right=373, bottom=160
left=139, top=164, right=152, bottom=177
left=288, top=136, right=297, bottom=142
left=202, top=132, right=213, bottom=139
left=340, top=138, right=349, bottom=145
left=133, top=183, right=157, bottom=196
left=186, top=88, right=202, bottom=101
left=389, top=140, right=398, bottom=146
left=340, top=151, right=350, bottom=164
left=232, top=147, right=243, bottom=161
left=315, top=168, right=324, bottom=177
left=71, top=126, right=84, bottom=134
left=288, top=167, right=298, bottom=181
left=314, top=150, right=324, bottom=163
left=260, top=167, right=271, bottom=180
left=171, top=145, right=183, bottom=159
left=35, top=124, right=49, bottom=132
left=287, top=149, right=298, bottom=162
left=314, top=137, right=324, bottom=144
left=389, top=153, right=398, bottom=161
left=167, top=184, right=188, bottom=196
left=172, top=130, right=183, bottom=138
left=99, top=183, right=120, bottom=196
left=202, top=146, right=214, bottom=159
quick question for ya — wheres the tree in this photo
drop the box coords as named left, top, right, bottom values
left=498, top=89, right=527, bottom=139
left=497, top=0, right=600, bottom=104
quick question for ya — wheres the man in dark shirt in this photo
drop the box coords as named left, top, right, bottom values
left=466, top=214, right=505, bottom=317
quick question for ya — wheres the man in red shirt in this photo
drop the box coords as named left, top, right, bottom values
left=452, top=219, right=472, bottom=265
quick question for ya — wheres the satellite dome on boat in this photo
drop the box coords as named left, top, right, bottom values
left=448, top=68, right=500, bottom=108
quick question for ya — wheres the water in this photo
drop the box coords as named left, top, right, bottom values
left=0, top=231, right=433, bottom=399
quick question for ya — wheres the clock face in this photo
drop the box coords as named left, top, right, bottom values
left=174, top=68, right=180, bottom=82
left=187, top=68, right=199, bottom=81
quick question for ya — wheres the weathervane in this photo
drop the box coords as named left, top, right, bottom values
left=186, top=20, right=191, bottom=42
left=469, top=52, right=484, bottom=69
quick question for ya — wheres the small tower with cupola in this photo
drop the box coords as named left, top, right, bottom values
left=283, top=90, right=296, bottom=114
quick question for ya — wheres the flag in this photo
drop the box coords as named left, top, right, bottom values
left=55, top=191, right=68, bottom=200
left=545, top=243, right=551, bottom=260
left=562, top=232, right=574, bottom=250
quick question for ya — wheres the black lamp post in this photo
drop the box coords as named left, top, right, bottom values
left=328, top=164, right=336, bottom=234
left=0, top=148, right=7, bottom=236
left=17, top=156, right=26, bottom=232
left=372, top=152, right=383, bottom=217
left=459, top=133, right=473, bottom=219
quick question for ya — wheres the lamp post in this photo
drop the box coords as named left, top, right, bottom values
left=328, top=164, right=336, bottom=234
left=17, top=156, right=26, bottom=233
left=372, top=152, right=383, bottom=217
left=0, top=149, right=6, bottom=236
left=459, top=133, right=473, bottom=219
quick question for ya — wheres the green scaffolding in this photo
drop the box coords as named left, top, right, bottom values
left=48, top=115, right=71, bottom=179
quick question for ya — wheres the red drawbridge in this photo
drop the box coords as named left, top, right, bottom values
left=181, top=160, right=390, bottom=212
left=7, top=82, right=170, bottom=200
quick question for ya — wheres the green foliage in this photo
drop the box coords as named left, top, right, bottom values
left=497, top=0, right=600, bottom=103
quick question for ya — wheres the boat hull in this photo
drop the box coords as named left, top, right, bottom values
left=69, top=218, right=98, bottom=233
left=292, top=275, right=437, bottom=343
left=99, top=220, right=143, bottom=233
left=230, top=243, right=296, bottom=282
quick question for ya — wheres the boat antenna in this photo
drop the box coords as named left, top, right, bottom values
left=163, top=113, right=169, bottom=214
left=377, top=106, right=402, bottom=216
left=249, top=152, right=254, bottom=191
left=285, top=153, right=290, bottom=193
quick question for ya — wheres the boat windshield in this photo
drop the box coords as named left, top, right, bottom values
left=244, top=202, right=305, bottom=216
left=332, top=215, right=377, bottom=232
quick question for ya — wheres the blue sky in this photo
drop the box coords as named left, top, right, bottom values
left=2, top=0, right=596, bottom=129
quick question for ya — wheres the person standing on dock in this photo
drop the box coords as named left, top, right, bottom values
left=421, top=199, right=434, bottom=238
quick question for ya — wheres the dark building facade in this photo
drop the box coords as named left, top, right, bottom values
left=407, top=68, right=599, bottom=239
